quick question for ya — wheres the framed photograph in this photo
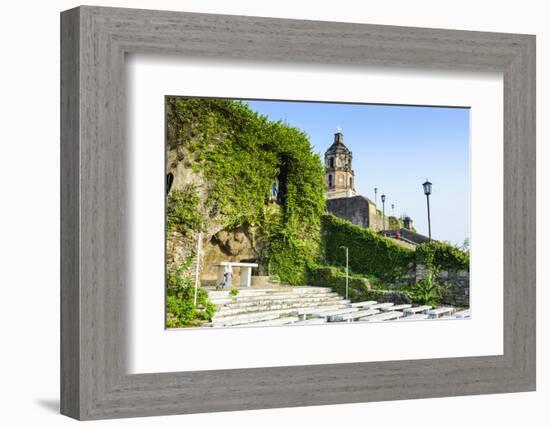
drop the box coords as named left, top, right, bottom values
left=61, top=6, right=535, bottom=420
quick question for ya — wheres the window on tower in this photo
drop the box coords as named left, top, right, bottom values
left=329, top=157, right=334, bottom=168
left=328, top=174, right=333, bottom=188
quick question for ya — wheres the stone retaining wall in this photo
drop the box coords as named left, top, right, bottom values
left=415, top=264, right=470, bottom=307
left=439, top=269, right=470, bottom=307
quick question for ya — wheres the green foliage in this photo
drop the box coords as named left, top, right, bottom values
left=416, top=241, right=469, bottom=272
left=166, top=185, right=204, bottom=236
left=407, top=270, right=446, bottom=306
left=388, top=216, right=403, bottom=230
left=320, top=214, right=416, bottom=281
left=307, top=265, right=372, bottom=302
left=166, top=97, right=326, bottom=284
left=267, top=275, right=281, bottom=285
left=410, top=241, right=466, bottom=306
left=229, top=289, right=239, bottom=297
left=268, top=234, right=321, bottom=285
left=166, top=258, right=216, bottom=328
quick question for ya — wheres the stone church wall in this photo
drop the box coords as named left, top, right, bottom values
left=326, top=195, right=390, bottom=231
left=326, top=196, right=370, bottom=227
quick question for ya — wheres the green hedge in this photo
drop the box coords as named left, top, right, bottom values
left=320, top=214, right=415, bottom=281
left=416, top=241, right=469, bottom=272
left=307, top=266, right=371, bottom=302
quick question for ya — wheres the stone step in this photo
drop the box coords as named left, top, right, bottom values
left=293, top=318, right=328, bottom=326
left=211, top=302, right=352, bottom=325
left=403, top=305, right=432, bottom=316
left=360, top=311, right=404, bottom=322
left=291, top=303, right=351, bottom=317
left=234, top=316, right=300, bottom=328
left=380, top=304, right=412, bottom=312
left=350, top=301, right=378, bottom=308
left=396, top=313, right=429, bottom=321
left=209, top=292, right=341, bottom=306
left=312, top=307, right=359, bottom=319
left=214, top=294, right=343, bottom=308
left=454, top=309, right=471, bottom=319
left=369, top=302, right=395, bottom=310
left=426, top=307, right=455, bottom=319
left=217, top=297, right=345, bottom=311
left=207, top=286, right=332, bottom=299
left=330, top=308, right=380, bottom=322
left=210, top=310, right=287, bottom=327
left=215, top=299, right=348, bottom=318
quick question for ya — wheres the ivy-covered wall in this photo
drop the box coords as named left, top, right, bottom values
left=166, top=97, right=326, bottom=285
left=320, top=213, right=416, bottom=281
left=320, top=213, right=469, bottom=289
left=307, top=265, right=372, bottom=302
left=415, top=241, right=470, bottom=272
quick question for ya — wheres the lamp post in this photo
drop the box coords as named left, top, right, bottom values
left=391, top=203, right=395, bottom=217
left=381, top=194, right=386, bottom=230
left=340, top=246, right=349, bottom=300
left=193, top=232, right=202, bottom=307
left=374, top=187, right=378, bottom=206
left=422, top=179, right=432, bottom=241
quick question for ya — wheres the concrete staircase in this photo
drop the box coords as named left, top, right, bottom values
left=206, top=286, right=349, bottom=327
left=203, top=286, right=468, bottom=328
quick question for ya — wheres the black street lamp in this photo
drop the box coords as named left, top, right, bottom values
left=391, top=203, right=395, bottom=217
left=381, top=194, right=386, bottom=230
left=374, top=187, right=378, bottom=205
left=422, top=179, right=432, bottom=241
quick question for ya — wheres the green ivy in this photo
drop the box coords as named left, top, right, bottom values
left=166, top=185, right=204, bottom=236
left=416, top=241, right=469, bottom=272
left=166, top=258, right=217, bottom=328
left=166, top=97, right=326, bottom=285
left=388, top=216, right=403, bottom=230
left=320, top=214, right=416, bottom=281
left=307, top=265, right=372, bottom=302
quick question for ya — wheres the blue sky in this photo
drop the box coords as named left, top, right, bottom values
left=245, top=99, right=470, bottom=246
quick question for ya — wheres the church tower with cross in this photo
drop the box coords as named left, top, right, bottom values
left=324, top=128, right=357, bottom=199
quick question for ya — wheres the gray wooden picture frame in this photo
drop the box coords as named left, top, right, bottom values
left=60, top=5, right=536, bottom=421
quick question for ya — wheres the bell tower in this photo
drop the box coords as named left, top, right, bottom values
left=325, top=129, right=356, bottom=199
